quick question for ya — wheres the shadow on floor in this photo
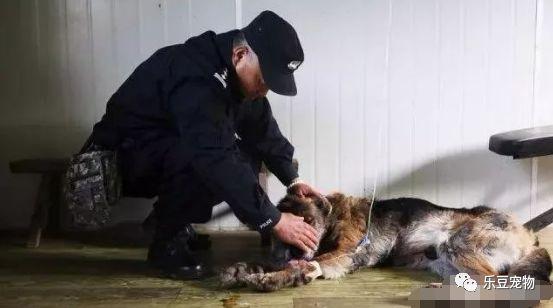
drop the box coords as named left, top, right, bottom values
left=0, top=229, right=268, bottom=282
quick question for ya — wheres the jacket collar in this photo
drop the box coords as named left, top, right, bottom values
left=214, top=30, right=245, bottom=102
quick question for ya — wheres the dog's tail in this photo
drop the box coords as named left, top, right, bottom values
left=508, top=246, right=552, bottom=284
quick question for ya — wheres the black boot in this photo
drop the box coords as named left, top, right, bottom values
left=188, top=232, right=212, bottom=251
left=147, top=224, right=210, bottom=280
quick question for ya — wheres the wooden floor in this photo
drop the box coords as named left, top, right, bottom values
left=1, top=227, right=553, bottom=307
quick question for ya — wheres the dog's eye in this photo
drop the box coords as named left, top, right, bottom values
left=304, top=217, right=313, bottom=224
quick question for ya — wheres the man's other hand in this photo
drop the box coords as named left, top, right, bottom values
left=287, top=182, right=322, bottom=199
left=272, top=212, right=319, bottom=254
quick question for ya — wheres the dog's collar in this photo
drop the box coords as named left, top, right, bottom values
left=357, top=196, right=376, bottom=248
left=357, top=234, right=371, bottom=247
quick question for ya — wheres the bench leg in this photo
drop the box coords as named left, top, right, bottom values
left=27, top=174, right=55, bottom=248
left=27, top=227, right=42, bottom=249
left=524, top=207, right=553, bottom=232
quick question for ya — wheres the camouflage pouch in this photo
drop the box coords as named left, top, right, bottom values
left=63, top=149, right=122, bottom=230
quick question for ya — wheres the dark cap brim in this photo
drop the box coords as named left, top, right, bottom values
left=259, top=59, right=297, bottom=96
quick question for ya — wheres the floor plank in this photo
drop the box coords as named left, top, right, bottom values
left=1, top=228, right=552, bottom=307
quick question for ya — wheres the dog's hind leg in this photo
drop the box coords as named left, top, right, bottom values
left=443, top=223, right=499, bottom=278
left=449, top=252, right=498, bottom=279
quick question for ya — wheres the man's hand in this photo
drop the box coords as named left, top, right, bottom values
left=272, top=212, right=319, bottom=254
left=287, top=181, right=322, bottom=199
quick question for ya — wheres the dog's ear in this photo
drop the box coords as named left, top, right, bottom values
left=318, top=197, right=333, bottom=217
left=325, top=192, right=345, bottom=206
left=276, top=194, right=293, bottom=211
left=276, top=194, right=303, bottom=212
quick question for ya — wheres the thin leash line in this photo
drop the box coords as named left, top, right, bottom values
left=366, top=160, right=378, bottom=235
left=359, top=112, right=384, bottom=247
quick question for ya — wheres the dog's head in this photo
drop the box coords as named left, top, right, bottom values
left=271, top=193, right=336, bottom=263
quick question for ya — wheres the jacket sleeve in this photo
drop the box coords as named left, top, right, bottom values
left=169, top=81, right=281, bottom=233
left=236, top=97, right=299, bottom=186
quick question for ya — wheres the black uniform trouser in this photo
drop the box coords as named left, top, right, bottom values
left=118, top=137, right=262, bottom=236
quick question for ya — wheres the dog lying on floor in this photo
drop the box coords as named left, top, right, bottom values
left=220, top=193, right=552, bottom=292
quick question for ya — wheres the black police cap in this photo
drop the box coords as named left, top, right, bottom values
left=242, top=11, right=304, bottom=96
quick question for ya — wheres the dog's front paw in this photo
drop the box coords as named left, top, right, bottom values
left=304, top=261, right=322, bottom=281
left=319, top=260, right=352, bottom=280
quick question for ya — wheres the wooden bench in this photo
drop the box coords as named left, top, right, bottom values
left=9, top=158, right=297, bottom=248
left=489, top=125, right=553, bottom=231
left=9, top=158, right=70, bottom=248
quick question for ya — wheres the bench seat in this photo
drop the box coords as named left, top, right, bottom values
left=489, top=125, right=553, bottom=159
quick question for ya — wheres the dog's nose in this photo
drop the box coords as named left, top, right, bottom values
left=290, top=246, right=304, bottom=259
left=424, top=246, right=438, bottom=260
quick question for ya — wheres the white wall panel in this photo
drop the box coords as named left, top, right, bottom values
left=1, top=0, right=552, bottom=230
left=387, top=0, right=416, bottom=199
left=363, top=0, right=393, bottom=199
left=189, top=0, right=235, bottom=36
left=336, top=1, right=370, bottom=197
left=8, top=0, right=42, bottom=126
left=411, top=0, right=439, bottom=202
left=90, top=0, right=118, bottom=121
left=459, top=0, right=492, bottom=207
left=66, top=0, right=96, bottom=128
left=112, top=0, right=141, bottom=84
left=534, top=0, right=553, bottom=221
left=436, top=0, right=465, bottom=206
left=164, top=0, right=190, bottom=45
left=138, top=0, right=164, bottom=60
left=37, top=0, right=70, bottom=127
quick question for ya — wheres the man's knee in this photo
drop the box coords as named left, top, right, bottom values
left=156, top=165, right=223, bottom=225
left=118, top=140, right=169, bottom=198
left=154, top=139, right=261, bottom=227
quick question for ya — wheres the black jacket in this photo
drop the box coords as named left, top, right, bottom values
left=91, top=30, right=298, bottom=232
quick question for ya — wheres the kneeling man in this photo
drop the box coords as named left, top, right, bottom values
left=88, top=11, right=320, bottom=279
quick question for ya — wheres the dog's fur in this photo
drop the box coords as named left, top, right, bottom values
left=220, top=193, right=552, bottom=291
